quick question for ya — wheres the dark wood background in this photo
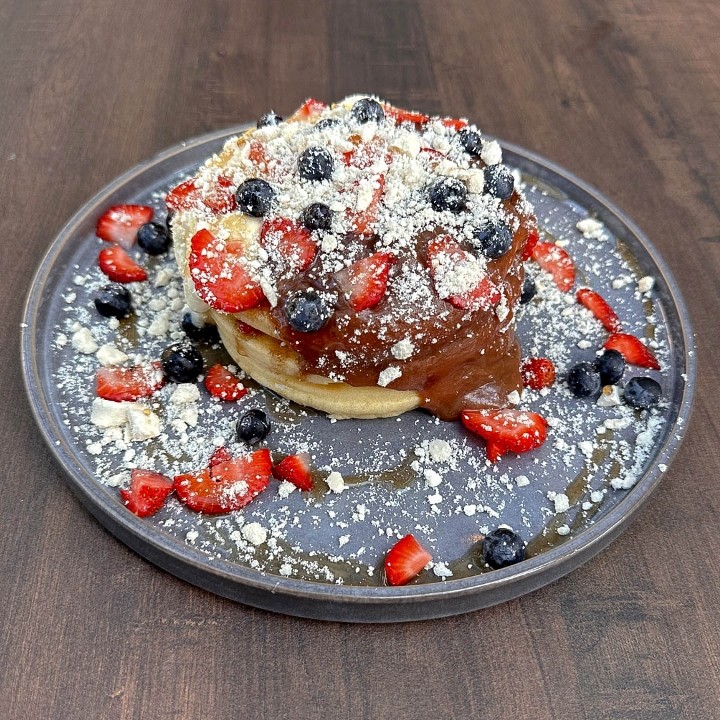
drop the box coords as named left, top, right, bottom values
left=2, top=1, right=719, bottom=717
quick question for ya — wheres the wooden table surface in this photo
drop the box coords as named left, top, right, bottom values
left=3, top=0, right=719, bottom=717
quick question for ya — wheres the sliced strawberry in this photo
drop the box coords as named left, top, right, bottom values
left=461, top=408, right=548, bottom=462
left=521, top=225, right=540, bottom=261
left=292, top=98, right=328, bottom=121
left=335, top=252, right=395, bottom=312
left=531, top=241, right=576, bottom=292
left=383, top=104, right=430, bottom=126
left=208, top=446, right=232, bottom=468
left=426, top=236, right=501, bottom=311
left=439, top=117, right=468, bottom=131
left=342, top=138, right=389, bottom=170
left=604, top=333, right=660, bottom=370
left=174, top=449, right=272, bottom=514
left=384, top=534, right=433, bottom=586
left=576, top=288, right=622, bottom=333
left=95, top=362, right=165, bottom=401
left=166, top=178, right=201, bottom=212
left=204, top=363, right=247, bottom=401
left=188, top=228, right=265, bottom=313
left=96, top=204, right=153, bottom=249
left=347, top=174, right=386, bottom=236
left=203, top=176, right=237, bottom=214
left=98, top=245, right=148, bottom=283
left=120, top=469, right=173, bottom=517
left=520, top=357, right=556, bottom=390
left=260, top=217, right=317, bottom=271
left=273, top=453, right=313, bottom=491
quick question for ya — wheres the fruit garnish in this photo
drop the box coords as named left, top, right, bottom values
left=461, top=408, right=548, bottom=462
left=594, top=349, right=626, bottom=385
left=260, top=217, right=317, bottom=271
left=120, top=469, right=173, bottom=517
left=137, top=222, right=171, bottom=255
left=95, top=363, right=165, bottom=401
left=292, top=98, right=328, bottom=121
left=438, top=117, right=468, bottom=131
left=166, top=179, right=201, bottom=212
left=481, top=528, right=526, bottom=569
left=202, top=176, right=237, bottom=214
left=566, top=362, right=601, bottom=398
left=623, top=377, right=662, bottom=409
left=94, top=284, right=132, bottom=319
left=96, top=204, right=153, bottom=249
left=428, top=176, right=467, bottom=212
left=98, top=245, right=148, bottom=283
left=520, top=357, right=556, bottom=390
left=273, top=453, right=313, bottom=491
left=347, top=174, right=386, bottom=236
left=204, top=363, right=247, bottom=401
left=350, top=97, right=385, bottom=124
left=604, top=333, right=660, bottom=370
left=236, top=408, right=271, bottom=445
left=208, top=446, right=232, bottom=468
left=161, top=343, right=204, bottom=383
left=382, top=105, right=429, bottom=126
left=384, top=534, right=433, bottom=586
left=483, top=165, right=515, bottom=199
left=284, top=288, right=335, bottom=332
left=576, top=288, right=622, bottom=332
left=531, top=241, right=576, bottom=292
left=336, top=252, right=395, bottom=312
left=521, top=225, right=540, bottom=261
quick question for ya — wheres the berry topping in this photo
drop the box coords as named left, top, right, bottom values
left=520, top=357, right=556, bottom=390
left=235, top=178, right=275, bottom=217
left=347, top=174, right=386, bottom=236
left=457, top=127, right=483, bottom=156
left=335, top=252, right=394, bottom=312
left=120, top=469, right=173, bottom=518
left=284, top=288, right=334, bottom=332
left=531, top=241, right=576, bottom=292
left=481, top=527, right=526, bottom=569
left=96, top=204, right=153, bottom=249
left=471, top=220, right=513, bottom=260
left=521, top=225, right=540, bottom=261
left=208, top=446, right=232, bottom=468
left=314, top=117, right=341, bottom=131
left=137, top=222, right=171, bottom=256
left=298, top=147, right=334, bottom=181
left=166, top=179, right=201, bottom=212
left=257, top=110, right=282, bottom=128
left=260, top=217, right=317, bottom=271
left=273, top=453, right=313, bottom=491
left=236, top=408, right=271, bottom=445
left=623, top=377, right=662, bottom=409
left=604, top=333, right=660, bottom=370
left=520, top=275, right=537, bottom=304
left=384, top=534, right=432, bottom=586
left=204, top=364, right=247, bottom=402
left=95, top=363, right=165, bottom=402
left=302, top=202, right=333, bottom=231
left=181, top=312, right=220, bottom=344
left=292, top=98, right=328, bottom=121
left=461, top=408, right=548, bottom=463
left=428, top=176, right=467, bottom=213
left=188, top=228, right=265, bottom=313
left=576, top=288, right=622, bottom=332
left=202, top=176, right=238, bottom=214
left=566, top=362, right=601, bottom=398
left=594, top=349, right=626, bottom=385
left=382, top=105, right=429, bottom=126
left=350, top=97, right=385, bottom=124
left=160, top=342, right=204, bottom=383
left=98, top=245, right=148, bottom=283
left=483, top=165, right=515, bottom=199
left=94, top=284, right=132, bottom=319
left=439, top=117, right=468, bottom=131
left=174, top=449, right=272, bottom=514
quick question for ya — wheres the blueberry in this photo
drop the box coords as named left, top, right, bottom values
left=284, top=289, right=333, bottom=332
left=567, top=362, right=602, bottom=398
left=350, top=97, right=385, bottom=124
left=623, top=377, right=661, bottom=409
left=236, top=408, right=271, bottom=445
left=428, top=177, right=468, bottom=213
left=481, top=527, right=526, bottom=569
left=236, top=178, right=275, bottom=217
left=94, top=284, right=132, bottom=319
left=458, top=127, right=483, bottom=156
left=484, top=165, right=515, bottom=199
left=471, top=220, right=513, bottom=260
left=160, top=342, right=204, bottom=383
left=594, top=349, right=626, bottom=386
left=137, top=222, right=171, bottom=256
left=315, top=117, right=341, bottom=131
left=298, top=147, right=334, bottom=181
left=520, top=275, right=536, bottom=304
left=257, top=110, right=282, bottom=128
left=302, top=202, right=332, bottom=231
left=181, top=312, right=220, bottom=344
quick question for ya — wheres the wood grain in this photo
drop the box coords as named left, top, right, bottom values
left=2, top=0, right=719, bottom=717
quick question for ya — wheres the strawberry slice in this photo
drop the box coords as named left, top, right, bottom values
left=98, top=245, right=148, bottom=283
left=260, top=217, right=317, bottom=271
left=208, top=446, right=232, bottom=468
left=604, top=333, right=660, bottom=370
left=383, top=104, right=429, bottom=126
left=342, top=137, right=390, bottom=170
left=427, top=236, right=501, bottom=311
left=292, top=98, right=328, bottom=121
left=120, top=469, right=174, bottom=517
left=202, top=176, right=237, bottom=214
left=439, top=117, right=468, bottom=131
left=204, top=363, right=247, bottom=401
left=174, top=449, right=272, bottom=514
left=531, top=241, right=576, bottom=292
left=96, top=363, right=165, bottom=401
left=166, top=178, right=201, bottom=212
left=273, top=452, right=313, bottom=491
left=96, top=204, right=153, bottom=249
left=461, top=408, right=548, bottom=462
left=336, top=252, right=395, bottom=312
left=521, top=225, right=540, bottom=261
left=347, top=174, right=386, bottom=236
left=188, top=228, right=265, bottom=313
left=384, top=534, right=433, bottom=586
left=576, top=288, right=622, bottom=332
left=520, top=357, right=556, bottom=390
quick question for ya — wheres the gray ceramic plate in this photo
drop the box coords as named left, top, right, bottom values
left=21, top=125, right=695, bottom=622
